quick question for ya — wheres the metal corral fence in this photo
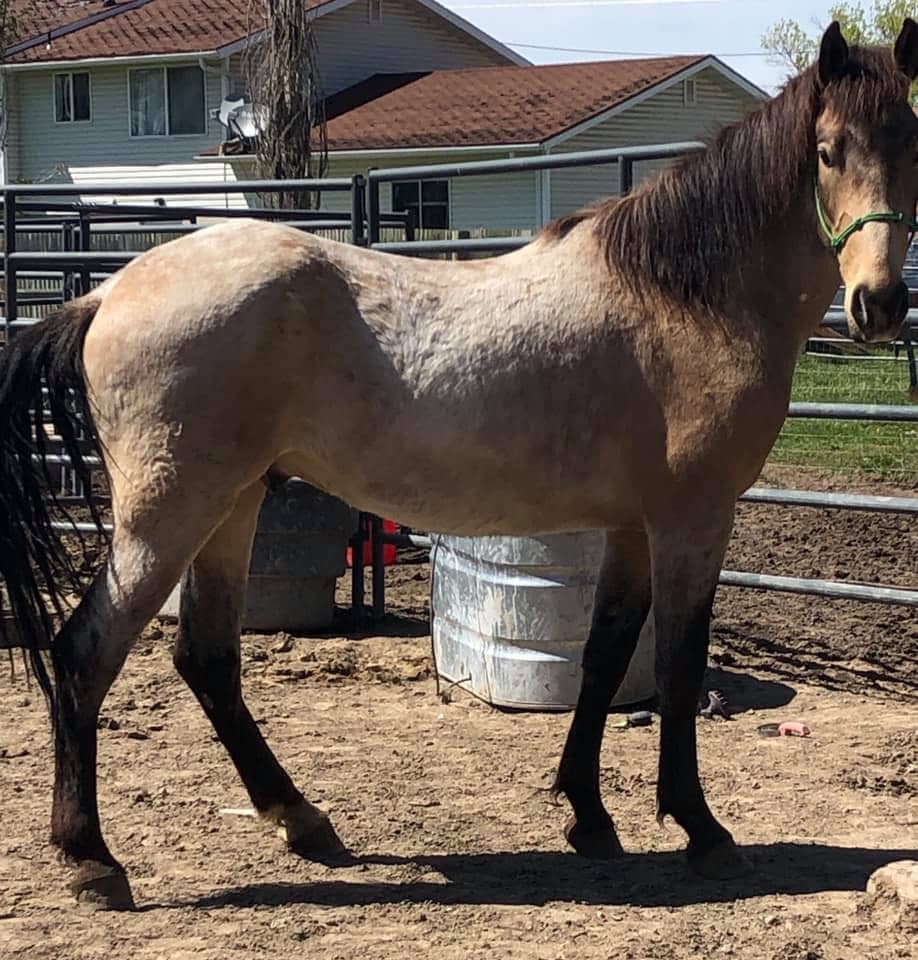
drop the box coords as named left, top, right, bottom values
left=1, top=144, right=916, bottom=626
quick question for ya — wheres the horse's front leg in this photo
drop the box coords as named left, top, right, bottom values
left=648, top=505, right=751, bottom=879
left=553, top=528, right=652, bottom=858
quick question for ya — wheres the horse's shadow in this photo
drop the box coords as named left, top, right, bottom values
left=171, top=842, right=912, bottom=911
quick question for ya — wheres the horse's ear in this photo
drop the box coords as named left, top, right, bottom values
left=894, top=17, right=918, bottom=80
left=818, top=21, right=849, bottom=85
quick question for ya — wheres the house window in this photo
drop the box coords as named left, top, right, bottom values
left=683, top=78, right=697, bottom=106
left=54, top=72, right=91, bottom=123
left=392, top=179, right=449, bottom=229
left=129, top=65, right=206, bottom=137
left=367, top=0, right=383, bottom=21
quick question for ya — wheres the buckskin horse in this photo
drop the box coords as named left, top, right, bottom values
left=1, top=21, right=916, bottom=910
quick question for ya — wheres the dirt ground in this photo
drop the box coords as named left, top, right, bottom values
left=1, top=466, right=916, bottom=960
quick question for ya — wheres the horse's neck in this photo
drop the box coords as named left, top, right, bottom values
left=736, top=184, right=842, bottom=349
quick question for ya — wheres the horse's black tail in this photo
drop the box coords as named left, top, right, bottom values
left=0, top=295, right=109, bottom=705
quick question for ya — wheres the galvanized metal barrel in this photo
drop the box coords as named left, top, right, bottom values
left=161, top=480, right=357, bottom=632
left=430, top=532, right=655, bottom=711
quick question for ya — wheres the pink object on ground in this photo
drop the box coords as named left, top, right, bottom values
left=778, top=721, right=811, bottom=737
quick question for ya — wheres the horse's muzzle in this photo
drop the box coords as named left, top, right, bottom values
left=848, top=281, right=909, bottom=343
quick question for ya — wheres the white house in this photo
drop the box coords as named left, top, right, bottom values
left=2, top=0, right=766, bottom=228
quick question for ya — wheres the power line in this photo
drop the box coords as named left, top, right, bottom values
left=508, top=40, right=775, bottom=58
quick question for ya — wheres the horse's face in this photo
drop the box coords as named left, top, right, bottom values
left=814, top=19, right=918, bottom=343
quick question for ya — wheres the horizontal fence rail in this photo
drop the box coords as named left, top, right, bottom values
left=2, top=177, right=355, bottom=197
left=365, top=141, right=706, bottom=182
left=2, top=142, right=916, bottom=627
left=787, top=401, right=918, bottom=422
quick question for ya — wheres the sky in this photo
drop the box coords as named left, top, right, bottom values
left=440, top=0, right=844, bottom=93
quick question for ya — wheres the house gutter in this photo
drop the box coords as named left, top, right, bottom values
left=195, top=143, right=544, bottom=161
left=4, top=50, right=221, bottom=71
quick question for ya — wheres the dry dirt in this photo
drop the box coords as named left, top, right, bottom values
left=1, top=466, right=916, bottom=960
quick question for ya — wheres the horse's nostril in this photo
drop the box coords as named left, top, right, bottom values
left=850, top=284, right=871, bottom=332
left=850, top=282, right=908, bottom=337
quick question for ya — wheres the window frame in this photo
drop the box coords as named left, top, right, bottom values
left=52, top=71, right=92, bottom=124
left=391, top=178, right=451, bottom=230
left=127, top=64, right=207, bottom=139
left=367, top=0, right=383, bottom=22
left=683, top=77, right=698, bottom=106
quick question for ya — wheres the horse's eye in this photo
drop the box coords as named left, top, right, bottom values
left=818, top=147, right=834, bottom=168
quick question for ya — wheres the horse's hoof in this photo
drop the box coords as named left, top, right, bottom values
left=71, top=861, right=135, bottom=911
left=687, top=840, right=752, bottom=880
left=564, top=815, right=625, bottom=860
left=282, top=814, right=348, bottom=865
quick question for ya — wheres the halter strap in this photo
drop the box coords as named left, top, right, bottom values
left=814, top=179, right=918, bottom=254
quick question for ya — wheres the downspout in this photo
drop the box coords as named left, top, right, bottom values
left=0, top=69, right=7, bottom=184
left=539, top=144, right=552, bottom=227
left=198, top=56, right=231, bottom=208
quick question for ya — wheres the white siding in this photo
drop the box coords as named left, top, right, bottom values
left=225, top=0, right=509, bottom=102
left=4, top=73, right=22, bottom=181
left=313, top=0, right=508, bottom=95
left=8, top=60, right=248, bottom=207
left=549, top=68, right=761, bottom=220
left=449, top=170, right=538, bottom=231
left=244, top=151, right=541, bottom=231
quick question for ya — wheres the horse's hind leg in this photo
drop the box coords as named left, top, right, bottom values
left=172, top=483, right=344, bottom=861
left=51, top=513, right=221, bottom=910
left=553, top=528, right=652, bottom=858
left=648, top=506, right=751, bottom=879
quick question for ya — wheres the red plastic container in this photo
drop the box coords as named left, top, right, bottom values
left=347, top=518, right=398, bottom=567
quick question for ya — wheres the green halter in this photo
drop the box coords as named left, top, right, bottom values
left=815, top=179, right=918, bottom=254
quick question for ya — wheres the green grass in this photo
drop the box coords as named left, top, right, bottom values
left=769, top=347, right=918, bottom=481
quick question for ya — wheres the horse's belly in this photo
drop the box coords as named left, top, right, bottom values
left=276, top=436, right=637, bottom=537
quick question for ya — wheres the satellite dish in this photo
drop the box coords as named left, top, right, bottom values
left=217, top=98, right=266, bottom=141
left=218, top=97, right=245, bottom=129
left=230, top=104, right=263, bottom=139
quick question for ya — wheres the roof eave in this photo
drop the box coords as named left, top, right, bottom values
left=4, top=0, right=526, bottom=72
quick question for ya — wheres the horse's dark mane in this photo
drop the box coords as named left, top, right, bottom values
left=543, top=47, right=910, bottom=307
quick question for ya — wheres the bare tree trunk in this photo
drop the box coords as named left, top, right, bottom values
left=244, top=0, right=328, bottom=210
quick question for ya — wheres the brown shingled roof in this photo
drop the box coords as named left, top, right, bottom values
left=321, top=57, right=704, bottom=150
left=6, top=0, right=331, bottom=63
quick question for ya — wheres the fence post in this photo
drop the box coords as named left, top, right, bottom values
left=367, top=169, right=380, bottom=246
left=351, top=512, right=367, bottom=621
left=78, top=211, right=91, bottom=296
left=350, top=174, right=366, bottom=246
left=904, top=327, right=917, bottom=400
left=62, top=221, right=74, bottom=303
left=370, top=514, right=385, bottom=620
left=4, top=190, right=17, bottom=331
left=619, top=157, right=634, bottom=196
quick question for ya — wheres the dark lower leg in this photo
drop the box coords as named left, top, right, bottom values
left=655, top=599, right=733, bottom=857
left=173, top=582, right=309, bottom=816
left=173, top=497, right=343, bottom=858
left=650, top=514, right=750, bottom=878
left=553, top=530, right=651, bottom=857
left=49, top=578, right=136, bottom=909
